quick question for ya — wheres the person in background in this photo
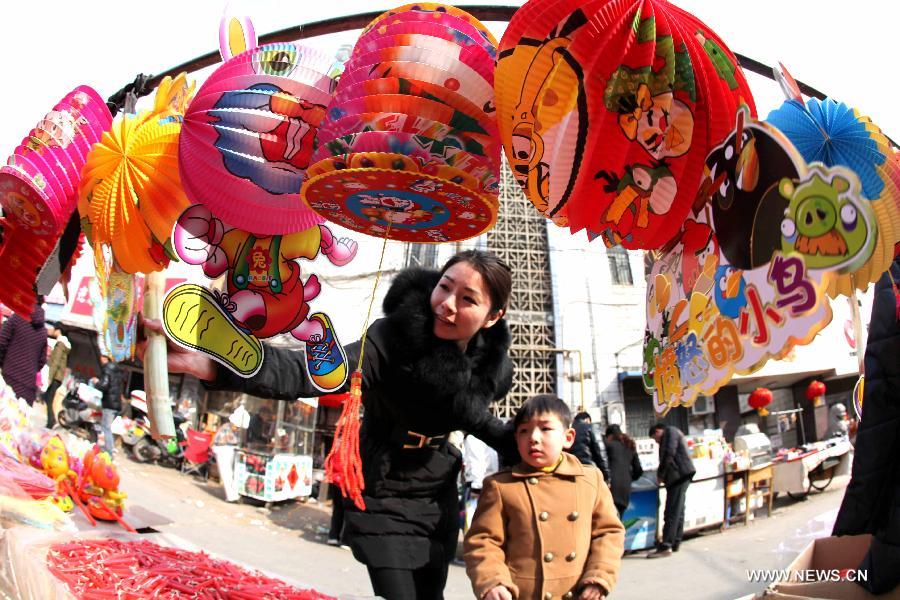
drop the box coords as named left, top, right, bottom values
left=462, top=433, right=499, bottom=532
left=647, top=423, right=696, bottom=558
left=0, top=299, right=48, bottom=406
left=570, top=411, right=612, bottom=484
left=95, top=355, right=125, bottom=457
left=247, top=405, right=275, bottom=446
left=825, top=403, right=850, bottom=439
left=604, top=425, right=643, bottom=518
left=465, top=395, right=624, bottom=600
left=43, top=322, right=70, bottom=427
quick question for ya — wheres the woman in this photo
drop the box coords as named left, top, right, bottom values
left=142, top=250, right=514, bottom=600
left=605, top=424, right=643, bottom=518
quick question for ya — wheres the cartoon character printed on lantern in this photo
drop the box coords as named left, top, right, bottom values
left=779, top=167, right=874, bottom=273
left=26, top=91, right=92, bottom=152
left=356, top=192, right=445, bottom=226
left=174, top=204, right=358, bottom=344
left=679, top=219, right=719, bottom=294
left=211, top=84, right=327, bottom=194
left=596, top=78, right=694, bottom=238
left=505, top=11, right=588, bottom=223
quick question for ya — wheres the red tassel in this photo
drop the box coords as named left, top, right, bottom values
left=324, top=369, right=366, bottom=510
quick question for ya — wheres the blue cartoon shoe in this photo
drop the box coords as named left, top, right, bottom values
left=304, top=313, right=348, bottom=392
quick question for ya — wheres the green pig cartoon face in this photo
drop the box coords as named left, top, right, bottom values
left=779, top=166, right=875, bottom=273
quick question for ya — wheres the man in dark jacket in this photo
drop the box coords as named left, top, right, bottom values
left=570, top=411, right=612, bottom=483
left=0, top=301, right=48, bottom=405
left=95, top=355, right=125, bottom=456
left=647, top=423, right=696, bottom=557
left=833, top=257, right=900, bottom=594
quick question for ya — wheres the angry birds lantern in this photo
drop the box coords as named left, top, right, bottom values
left=767, top=96, right=900, bottom=296
left=495, top=0, right=756, bottom=248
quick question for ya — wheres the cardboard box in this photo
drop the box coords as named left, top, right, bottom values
left=755, top=534, right=900, bottom=599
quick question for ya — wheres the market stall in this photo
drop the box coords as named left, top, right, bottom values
left=233, top=397, right=317, bottom=504
left=624, top=429, right=781, bottom=550
left=772, top=439, right=853, bottom=497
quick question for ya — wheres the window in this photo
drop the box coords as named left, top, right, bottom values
left=607, top=246, right=633, bottom=285
left=405, top=243, right=438, bottom=269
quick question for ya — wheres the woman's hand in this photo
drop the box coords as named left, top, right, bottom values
left=136, top=317, right=218, bottom=382
left=483, top=585, right=513, bottom=600
left=579, top=584, right=606, bottom=600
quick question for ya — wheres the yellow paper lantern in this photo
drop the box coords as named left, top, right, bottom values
left=79, top=74, right=195, bottom=273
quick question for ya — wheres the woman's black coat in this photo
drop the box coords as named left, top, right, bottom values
left=606, top=438, right=643, bottom=512
left=833, top=258, right=900, bottom=594
left=212, top=268, right=514, bottom=569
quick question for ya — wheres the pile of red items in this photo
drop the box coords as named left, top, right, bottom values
left=47, top=538, right=336, bottom=599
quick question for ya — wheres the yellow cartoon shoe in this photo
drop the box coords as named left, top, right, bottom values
left=163, top=284, right=263, bottom=377
left=304, top=312, right=348, bottom=392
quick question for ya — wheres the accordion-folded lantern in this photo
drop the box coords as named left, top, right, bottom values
left=495, top=0, right=756, bottom=249
left=301, top=3, right=501, bottom=244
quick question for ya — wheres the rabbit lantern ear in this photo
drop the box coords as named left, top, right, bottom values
left=219, top=10, right=257, bottom=61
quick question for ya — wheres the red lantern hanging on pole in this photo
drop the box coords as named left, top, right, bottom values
left=748, top=388, right=773, bottom=416
left=806, top=380, right=827, bottom=408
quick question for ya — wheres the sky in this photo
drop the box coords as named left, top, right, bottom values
left=1, top=0, right=896, bottom=158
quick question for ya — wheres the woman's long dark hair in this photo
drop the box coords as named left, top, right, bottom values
left=605, top=424, right=636, bottom=452
left=440, top=250, right=512, bottom=315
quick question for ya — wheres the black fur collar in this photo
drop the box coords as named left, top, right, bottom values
left=381, top=267, right=513, bottom=413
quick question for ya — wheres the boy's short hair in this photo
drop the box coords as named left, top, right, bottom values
left=514, top=394, right=572, bottom=429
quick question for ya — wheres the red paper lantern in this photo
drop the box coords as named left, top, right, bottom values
left=748, top=388, right=773, bottom=416
left=806, top=380, right=827, bottom=407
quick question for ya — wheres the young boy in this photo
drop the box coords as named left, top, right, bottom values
left=465, top=395, right=625, bottom=600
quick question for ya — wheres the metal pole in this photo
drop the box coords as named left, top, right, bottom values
left=512, top=345, right=585, bottom=411
left=103, top=4, right=900, bottom=153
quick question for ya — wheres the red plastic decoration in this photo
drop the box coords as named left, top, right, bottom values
left=748, top=387, right=773, bottom=416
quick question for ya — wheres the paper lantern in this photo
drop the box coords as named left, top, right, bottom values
left=767, top=97, right=900, bottom=296
left=0, top=87, right=112, bottom=237
left=0, top=217, right=56, bottom=317
left=806, top=380, right=827, bottom=408
left=496, top=0, right=756, bottom=248
left=179, top=42, right=335, bottom=235
left=748, top=388, right=773, bottom=416
left=79, top=74, right=194, bottom=274
left=302, top=3, right=500, bottom=244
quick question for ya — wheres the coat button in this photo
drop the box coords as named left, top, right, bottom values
left=528, top=477, right=539, bottom=485
left=563, top=593, right=574, bottom=600
left=539, top=511, right=549, bottom=521
left=544, top=552, right=554, bottom=562
left=566, top=551, right=577, bottom=561
left=544, top=593, right=553, bottom=600
left=567, top=511, right=579, bottom=521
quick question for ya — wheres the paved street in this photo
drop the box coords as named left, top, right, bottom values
left=115, top=456, right=850, bottom=599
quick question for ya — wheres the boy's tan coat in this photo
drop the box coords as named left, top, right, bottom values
left=465, top=452, right=625, bottom=599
